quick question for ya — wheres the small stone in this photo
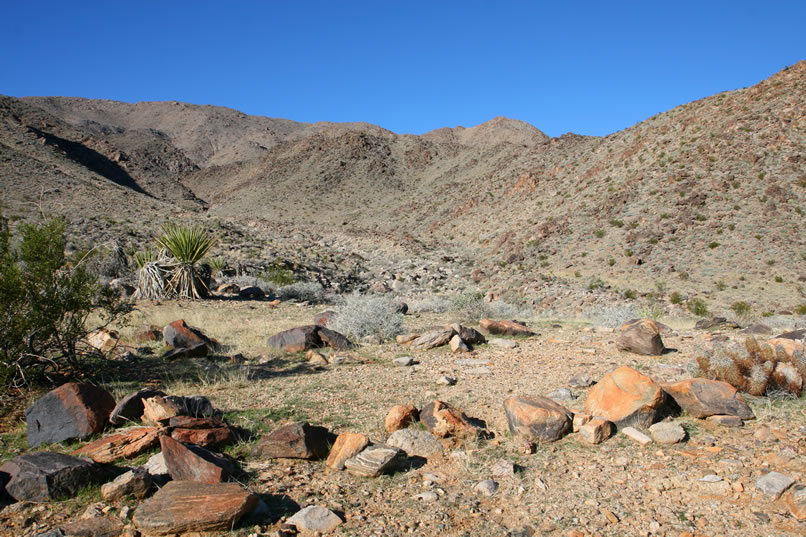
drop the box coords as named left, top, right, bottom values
left=572, top=413, right=592, bottom=433
left=474, top=479, right=499, bottom=496
left=491, top=460, right=515, bottom=477
left=786, top=485, right=806, bottom=520
left=387, top=429, right=443, bottom=458
left=420, top=400, right=479, bottom=438
left=648, top=422, right=686, bottom=444
left=344, top=445, right=402, bottom=477
left=101, top=468, right=152, bottom=501
left=415, top=491, right=439, bottom=502
left=568, top=374, right=594, bottom=388
left=578, top=418, right=615, bottom=444
left=464, top=367, right=492, bottom=376
left=755, top=471, right=795, bottom=499
left=109, top=388, right=167, bottom=426
left=393, top=356, right=414, bottom=366
left=286, top=505, right=342, bottom=533
left=699, top=474, right=723, bottom=482
left=61, top=516, right=124, bottom=537
left=384, top=404, right=419, bottom=432
left=142, top=452, right=168, bottom=476
left=547, top=388, right=575, bottom=401
left=489, top=338, right=518, bottom=349
left=436, top=376, right=456, bottom=386
left=621, top=427, right=652, bottom=445
left=325, top=432, right=369, bottom=470
left=450, top=334, right=469, bottom=353
left=706, top=415, right=744, bottom=427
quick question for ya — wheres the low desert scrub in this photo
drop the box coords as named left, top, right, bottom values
left=328, top=294, right=404, bottom=342
left=276, top=281, right=326, bottom=304
left=407, top=296, right=452, bottom=313
left=585, top=304, right=638, bottom=328
left=686, top=298, right=708, bottom=317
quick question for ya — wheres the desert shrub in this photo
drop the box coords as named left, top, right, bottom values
left=0, top=213, right=130, bottom=389
left=795, top=304, right=806, bottom=315
left=328, top=294, right=403, bottom=342
left=669, top=291, right=682, bottom=304
left=623, top=288, right=637, bottom=300
left=731, top=301, right=752, bottom=319
left=276, top=281, right=326, bottom=304
left=638, top=301, right=663, bottom=320
left=207, top=256, right=228, bottom=278
left=451, top=290, right=488, bottom=322
left=407, top=296, right=451, bottom=313
left=588, top=305, right=637, bottom=328
left=486, top=299, right=532, bottom=320
left=260, top=265, right=295, bottom=286
left=687, top=298, right=709, bottom=316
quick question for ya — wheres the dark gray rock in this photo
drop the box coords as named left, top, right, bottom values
left=109, top=388, right=167, bottom=426
left=0, top=452, right=102, bottom=502
left=267, top=325, right=355, bottom=353
left=25, top=383, right=116, bottom=447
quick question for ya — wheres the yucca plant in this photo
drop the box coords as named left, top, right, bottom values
left=155, top=224, right=216, bottom=299
left=206, top=256, right=228, bottom=278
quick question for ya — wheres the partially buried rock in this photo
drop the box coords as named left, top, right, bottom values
left=409, top=329, right=455, bottom=351
left=60, top=516, right=124, bottom=537
left=325, top=432, right=369, bottom=470
left=267, top=325, right=355, bottom=353
left=662, top=378, right=754, bottom=419
left=344, top=444, right=403, bottom=477
left=584, top=366, right=667, bottom=429
left=238, top=286, right=265, bottom=299
left=386, top=429, right=443, bottom=458
left=162, top=342, right=208, bottom=360
left=450, top=334, right=469, bottom=353
left=385, top=404, right=419, bottom=433
left=252, top=422, right=331, bottom=459
left=0, top=452, right=102, bottom=502
left=615, top=318, right=665, bottom=356
left=72, top=426, right=162, bottom=463
left=287, top=505, right=343, bottom=533
left=503, top=395, right=572, bottom=442
left=479, top=319, right=534, bottom=337
left=109, top=388, right=167, bottom=426
left=163, top=319, right=210, bottom=349
left=133, top=481, right=257, bottom=534
left=578, top=418, right=614, bottom=444
left=160, top=435, right=234, bottom=484
left=25, top=382, right=116, bottom=447
left=648, top=422, right=686, bottom=444
left=420, top=400, right=479, bottom=438
left=755, top=471, right=795, bottom=500
left=101, top=467, right=152, bottom=501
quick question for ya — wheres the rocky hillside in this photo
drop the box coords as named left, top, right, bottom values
left=2, top=61, right=804, bottom=312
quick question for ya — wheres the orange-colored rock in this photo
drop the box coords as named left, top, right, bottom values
left=662, top=378, right=754, bottom=419
left=616, top=319, right=664, bottom=356
left=787, top=485, right=806, bottom=520
left=142, top=396, right=183, bottom=424
left=584, top=366, right=666, bottom=428
left=73, top=427, right=163, bottom=463
left=578, top=418, right=614, bottom=444
left=766, top=338, right=804, bottom=359
left=384, top=405, right=419, bottom=433
left=479, top=319, right=534, bottom=337
left=396, top=334, right=419, bottom=345
left=159, top=435, right=233, bottom=483
left=171, top=427, right=233, bottom=447
left=420, top=400, right=478, bottom=438
left=503, top=395, right=572, bottom=442
left=325, top=432, right=369, bottom=470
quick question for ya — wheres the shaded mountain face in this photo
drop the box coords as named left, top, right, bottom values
left=3, top=61, right=804, bottom=309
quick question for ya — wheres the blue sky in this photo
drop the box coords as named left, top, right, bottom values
left=2, top=1, right=803, bottom=137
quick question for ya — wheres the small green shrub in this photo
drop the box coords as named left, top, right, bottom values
left=155, top=223, right=217, bottom=299
left=594, top=229, right=606, bottom=238
left=623, top=289, right=637, bottom=300
left=774, top=275, right=783, bottom=283
left=687, top=298, right=709, bottom=317
left=609, top=219, right=624, bottom=228
left=794, top=304, right=806, bottom=315
left=670, top=292, right=682, bottom=305
left=607, top=258, right=616, bottom=266
left=708, top=242, right=720, bottom=249
left=731, top=301, right=752, bottom=318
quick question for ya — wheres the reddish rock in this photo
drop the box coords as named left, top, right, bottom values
left=109, top=388, right=167, bottom=425
left=159, top=435, right=233, bottom=484
left=162, top=342, right=208, bottom=360
left=503, top=395, right=573, bottom=442
left=385, top=405, right=420, bottom=433
left=787, top=485, right=806, bottom=520
left=662, top=378, right=754, bottom=419
left=61, top=516, right=124, bottom=537
left=325, top=432, right=370, bottom=470
left=479, top=319, right=534, bottom=337
left=135, top=325, right=163, bottom=343
left=171, top=427, right=233, bottom=447
left=396, top=334, right=420, bottom=345
left=142, top=396, right=184, bottom=424
left=267, top=325, right=355, bottom=353
left=163, top=319, right=210, bottom=349
left=616, top=318, right=665, bottom=356
left=133, top=481, right=257, bottom=534
left=72, top=426, right=163, bottom=463
left=252, top=422, right=331, bottom=459
left=420, top=400, right=479, bottom=438
left=25, top=382, right=116, bottom=447
left=316, top=326, right=356, bottom=350
left=584, top=366, right=667, bottom=429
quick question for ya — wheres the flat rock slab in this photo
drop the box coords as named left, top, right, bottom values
left=504, top=395, right=572, bottom=442
left=489, top=338, right=518, bottom=349
left=344, top=444, right=403, bottom=477
left=662, top=378, right=754, bottom=419
left=387, top=429, right=443, bottom=458
left=706, top=415, right=745, bottom=427
left=72, top=426, right=162, bottom=463
left=252, top=422, right=331, bottom=459
left=584, top=366, right=666, bottom=429
left=755, top=471, right=795, bottom=499
left=409, top=330, right=455, bottom=351
left=479, top=319, right=534, bottom=337
left=326, top=432, right=369, bottom=470
left=160, top=435, right=233, bottom=483
left=26, top=382, right=116, bottom=447
left=787, top=485, right=806, bottom=520
left=133, top=481, right=257, bottom=535
left=109, top=388, right=166, bottom=426
left=287, top=505, right=343, bottom=532
left=60, top=516, right=124, bottom=537
left=420, top=400, right=478, bottom=439
left=0, top=452, right=102, bottom=502
left=622, top=427, right=652, bottom=445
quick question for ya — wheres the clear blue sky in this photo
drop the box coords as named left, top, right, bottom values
left=2, top=1, right=803, bottom=137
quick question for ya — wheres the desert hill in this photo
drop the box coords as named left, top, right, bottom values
left=2, top=61, right=804, bottom=313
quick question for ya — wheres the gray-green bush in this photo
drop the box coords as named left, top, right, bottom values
left=329, top=294, right=404, bottom=342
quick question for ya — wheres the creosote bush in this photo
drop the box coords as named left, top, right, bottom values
left=0, top=212, right=130, bottom=389
left=328, top=294, right=404, bottom=342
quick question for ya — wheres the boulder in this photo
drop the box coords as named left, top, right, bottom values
left=409, top=330, right=455, bottom=351
left=163, top=319, right=210, bottom=349
left=160, top=435, right=233, bottom=484
left=72, top=426, right=163, bottom=463
left=287, top=505, right=343, bottom=533
left=420, top=400, right=479, bottom=438
left=578, top=418, right=614, bottom=444
left=662, top=378, right=754, bottom=419
left=0, top=452, right=102, bottom=501
left=615, top=318, right=665, bottom=356
left=25, top=382, right=116, bottom=447
left=344, top=444, right=403, bottom=477
left=133, top=481, right=257, bottom=534
left=386, top=429, right=443, bottom=458
left=448, top=324, right=487, bottom=345
left=100, top=468, right=152, bottom=501
left=267, top=325, right=355, bottom=353
left=584, top=366, right=667, bottom=429
left=325, top=432, right=369, bottom=470
left=252, top=422, right=331, bottom=459
left=503, top=395, right=573, bottom=442
left=109, top=388, right=167, bottom=425
left=169, top=416, right=234, bottom=447
left=238, top=286, right=265, bottom=299
left=450, top=334, right=469, bottom=353
left=384, top=405, right=419, bottom=433
left=479, top=319, right=534, bottom=337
